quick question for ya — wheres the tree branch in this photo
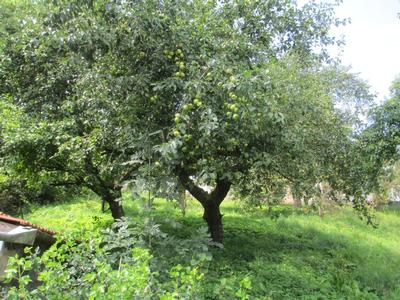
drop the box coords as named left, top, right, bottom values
left=49, top=180, right=83, bottom=187
left=210, top=179, right=231, bottom=205
left=175, top=166, right=210, bottom=206
left=119, top=163, right=142, bottom=183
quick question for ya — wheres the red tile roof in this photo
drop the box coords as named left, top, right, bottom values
left=0, top=213, right=56, bottom=236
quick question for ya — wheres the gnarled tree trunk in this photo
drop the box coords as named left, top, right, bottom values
left=177, top=169, right=230, bottom=243
left=202, top=202, right=223, bottom=243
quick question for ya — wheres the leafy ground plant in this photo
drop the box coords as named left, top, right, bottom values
left=1, top=217, right=217, bottom=300
left=6, top=196, right=400, bottom=299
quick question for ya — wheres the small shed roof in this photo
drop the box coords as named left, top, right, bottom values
left=0, top=213, right=56, bottom=236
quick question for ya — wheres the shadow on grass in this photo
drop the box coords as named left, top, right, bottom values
left=156, top=206, right=400, bottom=298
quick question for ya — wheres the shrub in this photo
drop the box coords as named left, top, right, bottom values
left=1, top=218, right=214, bottom=299
left=0, top=177, right=84, bottom=216
left=0, top=180, right=32, bottom=215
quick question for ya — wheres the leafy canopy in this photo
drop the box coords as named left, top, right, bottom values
left=0, top=0, right=372, bottom=223
left=357, top=77, right=400, bottom=195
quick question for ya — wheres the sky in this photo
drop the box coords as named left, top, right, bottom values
left=300, top=0, right=400, bottom=102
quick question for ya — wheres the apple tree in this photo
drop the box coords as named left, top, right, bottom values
left=0, top=0, right=371, bottom=241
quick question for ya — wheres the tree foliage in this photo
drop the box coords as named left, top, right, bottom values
left=357, top=77, right=400, bottom=199
left=368, top=78, right=400, bottom=164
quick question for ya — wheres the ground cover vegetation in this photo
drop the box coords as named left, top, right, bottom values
left=2, top=197, right=400, bottom=299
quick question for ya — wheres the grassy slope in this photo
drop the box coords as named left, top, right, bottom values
left=26, top=196, right=400, bottom=299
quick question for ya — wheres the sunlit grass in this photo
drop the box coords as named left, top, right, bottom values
left=25, top=195, right=400, bottom=299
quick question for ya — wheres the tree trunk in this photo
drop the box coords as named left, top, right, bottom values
left=176, top=168, right=230, bottom=243
left=104, top=196, right=124, bottom=220
left=203, top=203, right=223, bottom=243
left=95, top=188, right=124, bottom=220
left=83, top=156, right=125, bottom=220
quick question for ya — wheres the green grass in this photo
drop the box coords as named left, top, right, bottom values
left=25, top=196, right=400, bottom=299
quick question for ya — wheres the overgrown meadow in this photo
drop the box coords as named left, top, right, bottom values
left=3, top=195, right=400, bottom=299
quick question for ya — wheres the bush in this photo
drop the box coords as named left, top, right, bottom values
left=0, top=178, right=83, bottom=215
left=0, top=180, right=32, bottom=215
left=1, top=217, right=214, bottom=299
